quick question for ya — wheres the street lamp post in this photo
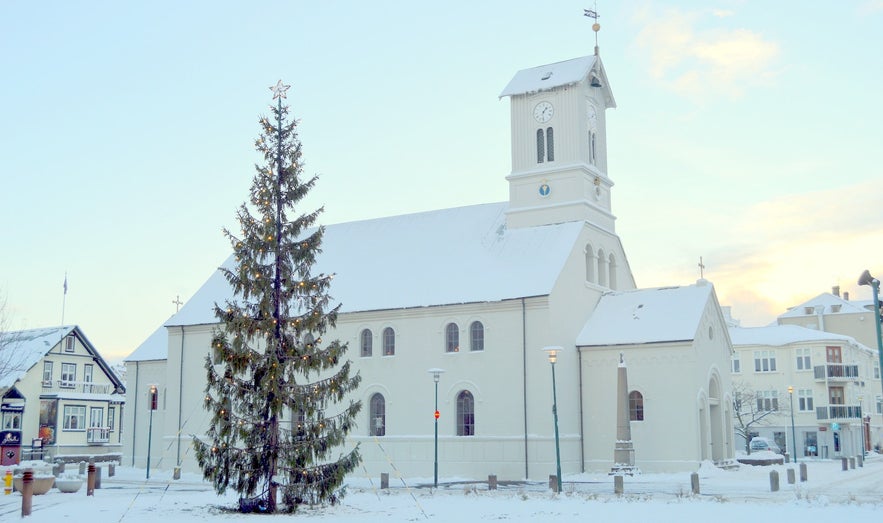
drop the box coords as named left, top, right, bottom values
left=543, top=346, right=563, bottom=493
left=788, top=386, right=797, bottom=463
left=147, top=384, right=158, bottom=479
left=427, top=368, right=445, bottom=488
left=859, top=395, right=866, bottom=457
left=858, top=270, right=883, bottom=404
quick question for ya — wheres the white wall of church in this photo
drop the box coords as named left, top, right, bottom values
left=123, top=359, right=166, bottom=469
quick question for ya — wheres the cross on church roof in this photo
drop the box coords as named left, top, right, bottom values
left=698, top=257, right=706, bottom=279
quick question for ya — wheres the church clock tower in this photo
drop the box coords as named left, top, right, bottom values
left=500, top=45, right=616, bottom=231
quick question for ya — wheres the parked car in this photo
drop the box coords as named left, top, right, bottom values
left=749, top=437, right=781, bottom=454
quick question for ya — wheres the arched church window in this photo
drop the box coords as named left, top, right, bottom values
left=608, top=253, right=617, bottom=290
left=546, top=127, right=554, bottom=161
left=470, top=321, right=484, bottom=351
left=536, top=129, right=545, bottom=163
left=445, top=323, right=460, bottom=352
left=382, top=327, right=395, bottom=356
left=457, top=390, right=475, bottom=436
left=629, top=391, right=644, bottom=421
left=590, top=132, right=597, bottom=165
left=585, top=244, right=595, bottom=283
left=597, top=248, right=608, bottom=287
left=369, top=393, right=386, bottom=436
left=360, top=329, right=372, bottom=357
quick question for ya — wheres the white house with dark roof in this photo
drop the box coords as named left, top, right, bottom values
left=0, top=326, right=125, bottom=465
left=124, top=47, right=735, bottom=479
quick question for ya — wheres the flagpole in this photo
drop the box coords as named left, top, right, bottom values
left=61, top=272, right=68, bottom=328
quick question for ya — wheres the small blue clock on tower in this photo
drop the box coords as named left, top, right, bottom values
left=539, top=182, right=551, bottom=197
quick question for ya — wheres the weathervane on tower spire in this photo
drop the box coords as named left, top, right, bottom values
left=584, top=4, right=601, bottom=55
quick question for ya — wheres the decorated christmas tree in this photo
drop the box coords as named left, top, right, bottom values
left=193, top=80, right=361, bottom=514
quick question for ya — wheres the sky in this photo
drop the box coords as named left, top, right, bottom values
left=1, top=458, right=882, bottom=522
left=2, top=1, right=882, bottom=363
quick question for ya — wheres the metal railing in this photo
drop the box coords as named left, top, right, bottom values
left=815, top=404, right=862, bottom=420
left=813, top=364, right=859, bottom=380
left=86, top=427, right=111, bottom=444
left=41, top=380, right=114, bottom=394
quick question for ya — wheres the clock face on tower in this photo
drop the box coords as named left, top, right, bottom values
left=533, top=101, right=554, bottom=123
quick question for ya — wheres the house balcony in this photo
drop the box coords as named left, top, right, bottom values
left=86, top=427, right=111, bottom=445
left=813, top=364, right=859, bottom=381
left=41, top=380, right=114, bottom=395
left=815, top=404, right=862, bottom=421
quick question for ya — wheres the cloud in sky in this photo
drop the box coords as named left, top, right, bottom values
left=859, top=0, right=883, bottom=14
left=707, top=179, right=883, bottom=325
left=630, top=7, right=780, bottom=98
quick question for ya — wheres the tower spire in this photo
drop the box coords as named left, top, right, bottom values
left=584, top=5, right=601, bottom=55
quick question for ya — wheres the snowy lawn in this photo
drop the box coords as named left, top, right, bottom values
left=2, top=455, right=882, bottom=522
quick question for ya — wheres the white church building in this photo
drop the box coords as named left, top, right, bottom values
left=124, top=47, right=735, bottom=480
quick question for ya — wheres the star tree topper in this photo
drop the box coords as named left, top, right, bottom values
left=270, top=79, right=290, bottom=99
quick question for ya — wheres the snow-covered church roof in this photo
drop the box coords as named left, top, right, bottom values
left=124, top=320, right=172, bottom=362
left=500, top=55, right=599, bottom=97
left=166, top=202, right=585, bottom=328
left=575, top=283, right=715, bottom=347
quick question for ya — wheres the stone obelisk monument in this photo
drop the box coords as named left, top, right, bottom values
left=611, top=352, right=638, bottom=475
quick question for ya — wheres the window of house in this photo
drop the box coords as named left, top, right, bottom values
left=457, top=391, right=474, bottom=436
left=628, top=391, right=644, bottom=421
left=360, top=329, right=372, bottom=357
left=61, top=363, right=76, bottom=386
left=536, top=129, right=545, bottom=163
left=84, top=364, right=94, bottom=393
left=2, top=412, right=21, bottom=430
left=731, top=353, right=741, bottom=373
left=796, top=348, right=811, bottom=370
left=369, top=393, right=385, bottom=436
left=546, top=127, right=554, bottom=161
left=382, top=327, right=395, bottom=356
left=445, top=323, right=459, bottom=353
left=89, top=407, right=103, bottom=429
left=829, top=386, right=845, bottom=405
left=798, top=389, right=814, bottom=411
left=107, top=407, right=115, bottom=432
left=756, top=390, right=779, bottom=411
left=470, top=321, right=484, bottom=352
left=64, top=336, right=75, bottom=352
left=42, top=361, right=53, bottom=385
left=877, top=395, right=882, bottom=415
left=63, top=405, right=86, bottom=430
left=875, top=362, right=880, bottom=379
left=826, top=346, right=842, bottom=363
left=804, top=432, right=818, bottom=457
left=754, top=350, right=777, bottom=372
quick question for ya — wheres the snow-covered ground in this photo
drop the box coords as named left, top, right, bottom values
left=2, top=455, right=881, bottom=522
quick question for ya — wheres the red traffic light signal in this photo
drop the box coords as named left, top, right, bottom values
left=434, top=410, right=440, bottom=420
